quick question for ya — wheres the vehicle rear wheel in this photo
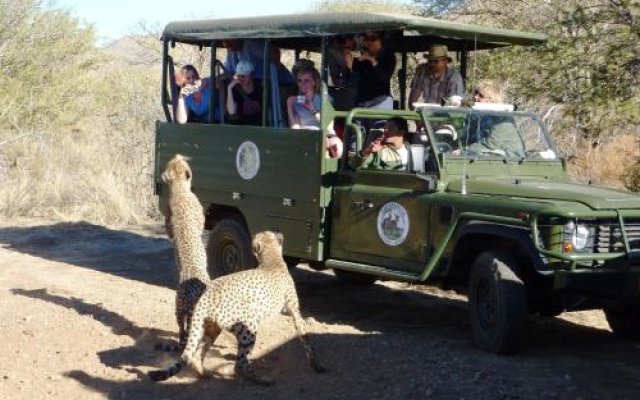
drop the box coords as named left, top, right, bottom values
left=604, top=302, right=640, bottom=340
left=468, top=250, right=526, bottom=355
left=207, top=219, right=255, bottom=278
left=333, top=269, right=377, bottom=287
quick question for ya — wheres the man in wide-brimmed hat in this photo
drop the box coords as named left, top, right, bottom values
left=408, top=44, right=464, bottom=109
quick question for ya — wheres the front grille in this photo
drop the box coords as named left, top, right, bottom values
left=596, top=218, right=640, bottom=253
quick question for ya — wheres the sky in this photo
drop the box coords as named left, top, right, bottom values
left=54, top=0, right=318, bottom=43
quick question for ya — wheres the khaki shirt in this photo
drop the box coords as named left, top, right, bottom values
left=353, top=143, right=410, bottom=171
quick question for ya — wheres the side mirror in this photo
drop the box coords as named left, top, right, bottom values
left=410, top=144, right=425, bottom=174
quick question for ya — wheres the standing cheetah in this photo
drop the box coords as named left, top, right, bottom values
left=148, top=231, right=324, bottom=385
left=159, top=154, right=210, bottom=351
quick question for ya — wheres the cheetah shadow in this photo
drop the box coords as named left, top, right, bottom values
left=65, top=326, right=640, bottom=400
left=5, top=224, right=640, bottom=397
left=0, top=221, right=176, bottom=289
left=10, top=288, right=177, bottom=372
left=15, top=279, right=640, bottom=398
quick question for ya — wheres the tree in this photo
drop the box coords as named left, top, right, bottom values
left=412, top=0, right=465, bottom=17
left=0, top=0, right=98, bottom=136
left=441, top=0, right=640, bottom=141
left=312, top=0, right=417, bottom=14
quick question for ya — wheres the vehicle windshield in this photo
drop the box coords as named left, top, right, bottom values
left=421, top=107, right=557, bottom=160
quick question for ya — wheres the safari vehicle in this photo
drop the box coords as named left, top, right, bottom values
left=155, top=13, right=640, bottom=354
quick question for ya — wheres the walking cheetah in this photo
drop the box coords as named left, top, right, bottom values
left=159, top=154, right=210, bottom=351
left=148, top=231, right=324, bottom=385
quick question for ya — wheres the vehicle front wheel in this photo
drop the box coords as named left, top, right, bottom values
left=468, top=251, right=527, bottom=355
left=333, top=269, right=377, bottom=287
left=604, top=302, right=640, bottom=340
left=206, top=218, right=255, bottom=278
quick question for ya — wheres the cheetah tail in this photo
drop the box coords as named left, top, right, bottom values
left=148, top=360, right=185, bottom=382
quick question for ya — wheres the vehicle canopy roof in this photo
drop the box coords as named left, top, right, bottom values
left=162, top=12, right=547, bottom=52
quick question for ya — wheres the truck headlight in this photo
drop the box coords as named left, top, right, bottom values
left=563, top=221, right=595, bottom=252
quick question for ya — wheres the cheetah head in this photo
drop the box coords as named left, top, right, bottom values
left=252, top=231, right=284, bottom=260
left=162, top=154, right=192, bottom=185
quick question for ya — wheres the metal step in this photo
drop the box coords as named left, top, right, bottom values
left=325, top=259, right=422, bottom=282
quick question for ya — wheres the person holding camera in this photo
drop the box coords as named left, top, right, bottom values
left=353, top=117, right=410, bottom=170
left=226, top=61, right=262, bottom=126
left=286, top=63, right=322, bottom=129
left=175, top=65, right=220, bottom=124
left=351, top=31, right=396, bottom=109
left=286, top=62, right=343, bottom=159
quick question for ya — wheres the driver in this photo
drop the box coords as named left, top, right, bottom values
left=466, top=81, right=525, bottom=157
left=353, top=117, right=411, bottom=171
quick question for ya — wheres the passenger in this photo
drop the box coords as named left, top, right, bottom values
left=408, top=44, right=464, bottom=109
left=327, top=34, right=357, bottom=89
left=473, top=80, right=503, bottom=103
left=222, top=40, right=265, bottom=81
left=286, top=64, right=322, bottom=129
left=466, top=80, right=524, bottom=157
left=176, top=65, right=220, bottom=124
left=351, top=31, right=396, bottom=109
left=287, top=63, right=343, bottom=159
left=226, top=61, right=263, bottom=125
left=270, top=47, right=295, bottom=85
left=354, top=117, right=410, bottom=171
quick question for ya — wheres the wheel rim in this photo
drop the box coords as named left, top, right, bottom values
left=217, top=239, right=241, bottom=273
left=476, top=277, right=497, bottom=331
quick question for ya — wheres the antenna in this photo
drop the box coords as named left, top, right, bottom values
left=461, top=34, right=478, bottom=196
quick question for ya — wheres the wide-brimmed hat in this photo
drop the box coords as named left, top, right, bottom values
left=426, top=45, right=453, bottom=62
left=235, top=60, right=254, bottom=76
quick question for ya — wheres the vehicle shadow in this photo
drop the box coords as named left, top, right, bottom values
left=65, top=324, right=640, bottom=400
left=4, top=223, right=640, bottom=398
left=10, top=273, right=640, bottom=399
left=0, top=221, right=176, bottom=289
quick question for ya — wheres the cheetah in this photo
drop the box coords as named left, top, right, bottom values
left=159, top=154, right=210, bottom=351
left=148, top=231, right=324, bottom=385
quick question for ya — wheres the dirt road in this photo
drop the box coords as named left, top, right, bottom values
left=0, top=220, right=639, bottom=399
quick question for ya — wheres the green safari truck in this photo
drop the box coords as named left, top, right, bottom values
left=155, top=13, right=640, bottom=354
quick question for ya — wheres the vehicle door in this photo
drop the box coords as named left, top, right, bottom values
left=330, top=164, right=437, bottom=274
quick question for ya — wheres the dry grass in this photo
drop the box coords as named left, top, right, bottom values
left=0, top=121, right=158, bottom=225
left=567, top=134, right=640, bottom=189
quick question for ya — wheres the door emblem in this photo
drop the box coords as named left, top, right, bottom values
left=236, top=141, right=260, bottom=180
left=377, top=202, right=410, bottom=246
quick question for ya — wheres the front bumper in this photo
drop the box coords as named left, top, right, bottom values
left=553, top=267, right=640, bottom=298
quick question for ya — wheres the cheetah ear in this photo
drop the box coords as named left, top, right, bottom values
left=184, top=167, right=192, bottom=181
left=275, top=231, right=284, bottom=247
left=253, top=240, right=262, bottom=257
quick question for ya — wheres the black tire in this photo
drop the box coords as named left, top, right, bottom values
left=207, top=219, right=255, bottom=278
left=468, top=250, right=527, bottom=355
left=604, top=303, right=640, bottom=340
left=333, top=269, right=377, bottom=287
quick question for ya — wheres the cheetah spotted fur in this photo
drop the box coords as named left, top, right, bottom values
left=159, top=154, right=210, bottom=351
left=148, top=231, right=324, bottom=385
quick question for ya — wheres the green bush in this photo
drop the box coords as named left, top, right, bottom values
left=625, top=161, right=640, bottom=192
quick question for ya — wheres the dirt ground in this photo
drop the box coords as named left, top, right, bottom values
left=0, top=219, right=639, bottom=400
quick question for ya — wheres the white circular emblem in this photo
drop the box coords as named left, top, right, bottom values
left=236, top=141, right=260, bottom=180
left=377, top=202, right=410, bottom=246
